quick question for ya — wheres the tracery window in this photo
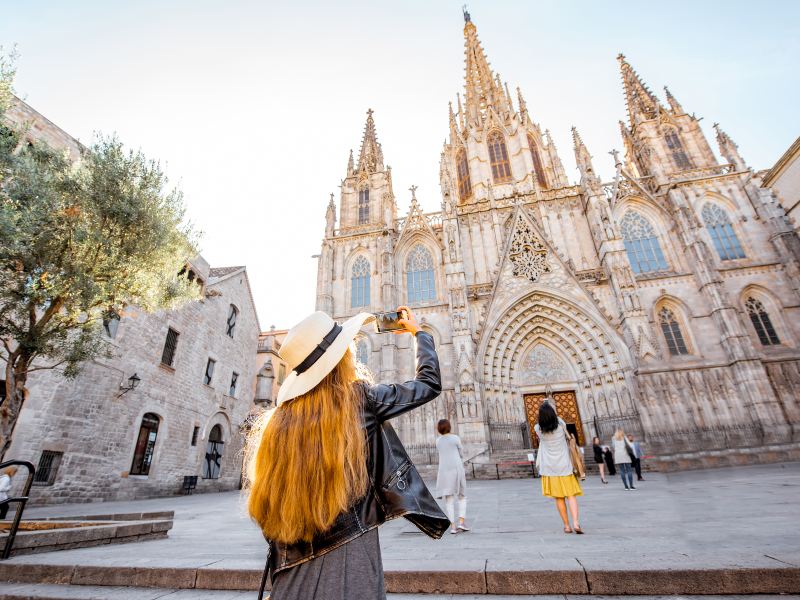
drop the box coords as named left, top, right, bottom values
left=702, top=203, right=745, bottom=261
left=620, top=211, right=669, bottom=274
left=355, top=338, right=369, bottom=365
left=527, top=135, right=548, bottom=189
left=350, top=256, right=371, bottom=308
left=406, top=244, right=436, bottom=303
left=358, top=187, right=369, bottom=224
left=664, top=130, right=692, bottom=171
left=130, top=413, right=160, bottom=476
left=745, top=297, right=780, bottom=346
left=456, top=148, right=472, bottom=201
left=487, top=130, right=512, bottom=183
left=658, top=307, right=689, bottom=356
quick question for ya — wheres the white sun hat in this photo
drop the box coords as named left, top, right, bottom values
left=276, top=311, right=375, bottom=405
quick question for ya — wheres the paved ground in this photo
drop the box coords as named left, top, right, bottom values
left=17, top=462, right=800, bottom=573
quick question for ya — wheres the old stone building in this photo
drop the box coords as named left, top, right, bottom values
left=315, top=12, right=800, bottom=462
left=3, top=98, right=262, bottom=502
left=763, top=136, right=800, bottom=234
left=254, top=327, right=289, bottom=407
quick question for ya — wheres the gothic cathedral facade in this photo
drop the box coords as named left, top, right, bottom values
left=316, top=13, right=800, bottom=458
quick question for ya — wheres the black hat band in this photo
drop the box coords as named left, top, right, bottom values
left=293, top=323, right=343, bottom=375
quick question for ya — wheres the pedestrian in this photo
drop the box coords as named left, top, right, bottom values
left=592, top=437, right=608, bottom=484
left=0, top=466, right=17, bottom=520
left=612, top=429, right=637, bottom=490
left=628, top=434, right=645, bottom=481
left=534, top=402, right=583, bottom=534
left=245, top=307, right=449, bottom=600
left=602, top=445, right=616, bottom=476
left=435, top=419, right=469, bottom=534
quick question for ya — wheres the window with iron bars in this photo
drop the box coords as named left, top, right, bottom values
left=34, top=450, right=63, bottom=486
left=161, top=328, right=179, bottom=367
left=229, top=372, right=239, bottom=397
left=204, top=358, right=216, bottom=385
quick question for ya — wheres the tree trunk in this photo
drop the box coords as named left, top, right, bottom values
left=0, top=359, right=28, bottom=462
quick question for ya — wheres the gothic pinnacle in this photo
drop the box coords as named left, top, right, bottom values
left=346, top=149, right=354, bottom=176
left=617, top=53, right=661, bottom=126
left=664, top=86, right=684, bottom=114
left=713, top=122, right=746, bottom=169
left=356, top=108, right=384, bottom=174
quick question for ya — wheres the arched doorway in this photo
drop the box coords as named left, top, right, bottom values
left=202, top=424, right=224, bottom=479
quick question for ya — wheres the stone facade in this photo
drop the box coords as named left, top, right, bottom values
left=10, top=260, right=261, bottom=503
left=5, top=95, right=83, bottom=160
left=254, top=327, right=289, bottom=407
left=315, top=12, right=800, bottom=458
left=763, top=136, right=800, bottom=234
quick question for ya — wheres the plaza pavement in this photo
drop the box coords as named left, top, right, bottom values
left=1, top=463, right=799, bottom=595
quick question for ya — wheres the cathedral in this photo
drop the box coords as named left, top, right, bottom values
left=315, top=11, right=800, bottom=462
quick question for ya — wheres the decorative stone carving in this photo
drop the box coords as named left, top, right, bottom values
left=522, top=344, right=571, bottom=383
left=508, top=219, right=551, bottom=282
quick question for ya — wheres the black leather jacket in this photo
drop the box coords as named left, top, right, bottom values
left=266, top=331, right=450, bottom=582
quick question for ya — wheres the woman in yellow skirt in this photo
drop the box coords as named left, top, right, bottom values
left=534, top=402, right=583, bottom=534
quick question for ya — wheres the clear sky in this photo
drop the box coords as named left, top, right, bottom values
left=4, top=1, right=799, bottom=330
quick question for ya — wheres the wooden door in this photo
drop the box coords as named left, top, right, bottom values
left=523, top=391, right=585, bottom=448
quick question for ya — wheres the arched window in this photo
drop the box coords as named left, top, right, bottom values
left=202, top=424, right=224, bottom=479
left=130, top=413, right=160, bottom=476
left=702, top=203, right=745, bottom=261
left=358, top=186, right=369, bottom=224
left=406, top=244, right=436, bottom=303
left=355, top=338, right=369, bottom=365
left=487, top=131, right=512, bottom=183
left=658, top=307, right=689, bottom=356
left=745, top=297, right=780, bottom=346
left=527, top=135, right=548, bottom=189
left=226, top=305, right=238, bottom=338
left=350, top=256, right=370, bottom=308
left=456, top=148, right=472, bottom=201
left=664, top=130, right=692, bottom=171
left=620, top=211, right=669, bottom=274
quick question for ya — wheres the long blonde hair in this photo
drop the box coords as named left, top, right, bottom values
left=614, top=429, right=626, bottom=441
left=245, top=349, right=369, bottom=544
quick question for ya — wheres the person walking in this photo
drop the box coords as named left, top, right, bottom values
left=435, top=419, right=469, bottom=534
left=245, top=307, right=449, bottom=600
left=612, top=429, right=636, bottom=490
left=534, top=402, right=583, bottom=534
left=602, top=445, right=616, bottom=476
left=628, top=434, right=645, bottom=481
left=0, top=466, right=17, bottom=520
left=592, top=437, right=608, bottom=484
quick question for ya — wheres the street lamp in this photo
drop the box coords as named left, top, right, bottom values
left=119, top=373, right=141, bottom=397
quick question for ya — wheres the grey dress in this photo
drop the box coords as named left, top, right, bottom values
left=435, top=434, right=467, bottom=497
left=269, top=527, right=385, bottom=600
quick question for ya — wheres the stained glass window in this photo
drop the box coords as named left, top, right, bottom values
left=620, top=211, right=669, bottom=274
left=527, top=135, right=548, bottom=189
left=702, top=203, right=745, bottom=261
left=658, top=307, right=689, bottom=356
left=351, top=256, right=370, bottom=308
left=456, top=148, right=472, bottom=201
left=487, top=130, right=512, bottom=183
left=358, top=187, right=369, bottom=224
left=745, top=297, right=780, bottom=346
left=665, top=131, right=692, bottom=171
left=406, top=244, right=436, bottom=303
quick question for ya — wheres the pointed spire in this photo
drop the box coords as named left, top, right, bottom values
left=572, top=126, right=600, bottom=189
left=448, top=101, right=460, bottom=142
left=545, top=130, right=568, bottom=187
left=357, top=108, right=384, bottom=174
left=617, top=53, right=662, bottom=127
left=664, top=86, right=684, bottom=114
left=346, top=149, right=354, bottom=176
left=325, top=192, right=336, bottom=237
left=516, top=86, right=528, bottom=121
left=713, top=123, right=747, bottom=170
left=462, top=12, right=505, bottom=124
left=456, top=93, right=465, bottom=131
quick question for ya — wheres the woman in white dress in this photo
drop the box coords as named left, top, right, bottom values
left=435, top=419, right=469, bottom=534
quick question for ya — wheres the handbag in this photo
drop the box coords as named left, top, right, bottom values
left=564, top=428, right=586, bottom=480
left=625, top=439, right=636, bottom=461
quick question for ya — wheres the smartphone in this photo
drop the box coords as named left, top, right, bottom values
left=373, top=310, right=408, bottom=333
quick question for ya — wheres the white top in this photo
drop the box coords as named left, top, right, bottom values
left=435, top=434, right=467, bottom=497
left=612, top=437, right=633, bottom=464
left=0, top=474, right=12, bottom=502
left=534, top=418, right=573, bottom=477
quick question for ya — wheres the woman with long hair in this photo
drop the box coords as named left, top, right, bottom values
left=612, top=428, right=637, bottom=490
left=245, top=307, right=449, bottom=600
left=534, top=402, right=583, bottom=534
left=592, top=437, right=609, bottom=484
left=435, top=418, right=469, bottom=534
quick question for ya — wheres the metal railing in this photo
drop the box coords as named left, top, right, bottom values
left=593, top=414, right=644, bottom=443
left=405, top=443, right=438, bottom=465
left=487, top=420, right=531, bottom=453
left=0, top=459, right=36, bottom=560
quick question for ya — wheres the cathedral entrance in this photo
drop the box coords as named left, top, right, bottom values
left=523, top=391, right=585, bottom=448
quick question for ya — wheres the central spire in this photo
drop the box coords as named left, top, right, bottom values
left=357, top=108, right=384, bottom=174
left=618, top=54, right=662, bottom=127
left=462, top=12, right=507, bottom=124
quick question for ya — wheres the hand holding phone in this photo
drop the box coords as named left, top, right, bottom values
left=373, top=306, right=419, bottom=335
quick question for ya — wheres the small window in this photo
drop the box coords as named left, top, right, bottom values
left=202, top=425, right=224, bottom=480
left=702, top=203, right=745, bottom=261
left=745, top=297, right=780, bottom=346
left=278, top=364, right=287, bottom=385
left=456, top=148, right=472, bottom=201
left=658, top=307, right=689, bottom=356
left=351, top=256, right=371, bottom=308
left=161, top=328, right=179, bottom=367
left=527, top=135, right=548, bottom=189
left=358, top=187, right=370, bottom=224
left=204, top=359, right=216, bottom=385
left=191, top=426, right=200, bottom=447
left=356, top=338, right=369, bottom=365
left=130, top=413, right=160, bottom=476
left=229, top=372, right=239, bottom=397
left=665, top=130, right=692, bottom=171
left=33, top=450, right=63, bottom=486
left=103, top=312, right=120, bottom=339
left=226, top=305, right=238, bottom=338
left=487, top=130, right=512, bottom=183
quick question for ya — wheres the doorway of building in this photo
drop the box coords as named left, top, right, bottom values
left=523, top=391, right=585, bottom=448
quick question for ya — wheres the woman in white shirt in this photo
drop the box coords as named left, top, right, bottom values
left=534, top=402, right=583, bottom=534
left=612, top=429, right=636, bottom=490
left=435, top=419, right=469, bottom=534
left=0, top=466, right=17, bottom=520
